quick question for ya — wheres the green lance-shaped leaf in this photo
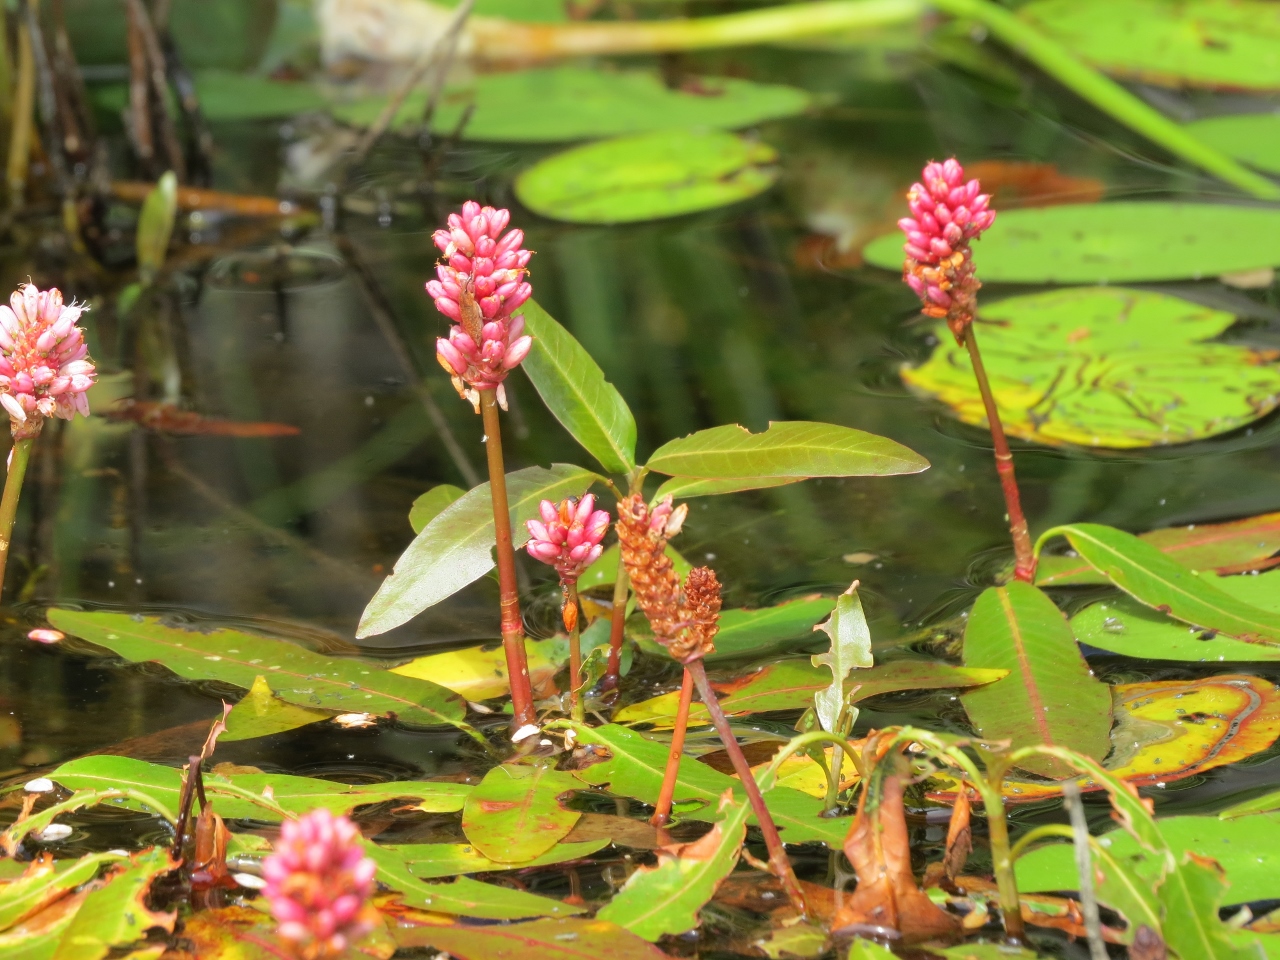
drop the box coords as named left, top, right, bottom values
left=0, top=851, right=128, bottom=931
left=519, top=300, right=637, bottom=475
left=409, top=483, right=465, bottom=535
left=597, top=791, right=749, bottom=941
left=961, top=582, right=1113, bottom=777
left=49, top=847, right=176, bottom=960
left=1039, top=523, right=1280, bottom=643
left=358, top=464, right=600, bottom=637
left=810, top=582, right=873, bottom=734
left=646, top=421, right=929, bottom=480
left=1187, top=113, right=1280, bottom=176
left=136, top=172, right=177, bottom=286
left=361, top=841, right=583, bottom=920
left=47, top=609, right=467, bottom=730
left=652, top=475, right=802, bottom=500
left=461, top=761, right=583, bottom=864
left=392, top=917, right=671, bottom=960
left=221, top=675, right=334, bottom=742
left=388, top=839, right=609, bottom=880
left=553, top=721, right=848, bottom=847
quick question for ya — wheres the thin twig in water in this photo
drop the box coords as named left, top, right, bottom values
left=126, top=0, right=186, bottom=181
left=158, top=30, right=215, bottom=185
left=21, top=0, right=72, bottom=198
left=1063, top=781, right=1109, bottom=960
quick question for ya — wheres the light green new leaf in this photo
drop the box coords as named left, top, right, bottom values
left=653, top=475, right=802, bottom=499
left=461, top=761, right=583, bottom=863
left=629, top=597, right=836, bottom=663
left=221, top=675, right=333, bottom=741
left=49, top=847, right=174, bottom=960
left=361, top=841, right=583, bottom=920
left=358, top=464, right=599, bottom=637
left=864, top=204, right=1280, bottom=283
left=1160, top=854, right=1268, bottom=960
left=388, top=839, right=609, bottom=880
left=409, top=484, right=465, bottom=535
left=1041, top=523, right=1280, bottom=643
left=1186, top=114, right=1280, bottom=176
left=647, top=421, right=928, bottom=479
left=515, top=129, right=779, bottom=224
left=48, top=609, right=466, bottom=730
left=520, top=300, right=637, bottom=475
left=810, top=583, right=872, bottom=734
left=136, top=172, right=176, bottom=285
left=961, top=583, right=1113, bottom=777
left=598, top=793, right=748, bottom=940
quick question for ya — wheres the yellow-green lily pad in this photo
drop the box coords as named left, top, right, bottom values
left=1185, top=114, right=1280, bottom=175
left=901, top=287, right=1280, bottom=448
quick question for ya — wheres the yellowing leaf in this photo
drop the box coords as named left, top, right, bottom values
left=222, top=675, right=333, bottom=742
left=391, top=639, right=566, bottom=701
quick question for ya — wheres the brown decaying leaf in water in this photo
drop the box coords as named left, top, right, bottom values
left=941, top=790, right=972, bottom=885
left=832, top=760, right=961, bottom=943
left=105, top=400, right=300, bottom=437
left=1130, top=925, right=1168, bottom=960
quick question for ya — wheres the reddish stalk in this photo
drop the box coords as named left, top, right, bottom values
left=564, top=581, right=583, bottom=722
left=600, top=562, right=629, bottom=693
left=687, top=659, right=807, bottom=915
left=479, top=388, right=535, bottom=729
left=650, top=667, right=693, bottom=827
left=963, top=328, right=1035, bottom=582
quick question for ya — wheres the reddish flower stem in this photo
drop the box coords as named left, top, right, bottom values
left=0, top=438, right=33, bottom=602
left=650, top=667, right=694, bottom=827
left=687, top=659, right=807, bottom=915
left=565, top=581, right=584, bottom=722
left=479, top=389, right=536, bottom=729
left=600, top=563, right=629, bottom=693
left=963, top=328, right=1036, bottom=582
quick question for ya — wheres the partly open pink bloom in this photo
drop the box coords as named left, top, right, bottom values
left=898, top=159, right=995, bottom=341
left=0, top=284, right=96, bottom=439
left=525, top=494, right=611, bottom=584
left=427, top=201, right=533, bottom=410
left=262, top=809, right=377, bottom=960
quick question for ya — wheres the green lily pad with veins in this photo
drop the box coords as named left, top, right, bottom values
left=901, top=287, right=1280, bottom=448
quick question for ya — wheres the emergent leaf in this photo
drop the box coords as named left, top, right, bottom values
left=810, top=583, right=873, bottom=734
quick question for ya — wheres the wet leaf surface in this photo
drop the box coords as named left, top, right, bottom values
left=221, top=675, right=333, bottom=741
left=515, top=130, right=780, bottom=224
left=48, top=847, right=174, bottom=960
left=172, top=904, right=395, bottom=960
left=902, top=288, right=1280, bottom=448
left=961, top=582, right=1113, bottom=777
left=865, top=205, right=1280, bottom=283
left=598, top=790, right=748, bottom=940
left=392, top=917, right=670, bottom=959
left=387, top=839, right=609, bottom=880
left=460, top=761, right=583, bottom=863
left=47, top=610, right=467, bottom=729
left=0, top=853, right=127, bottom=932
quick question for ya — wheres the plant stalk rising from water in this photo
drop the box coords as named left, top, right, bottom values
left=428, top=202, right=538, bottom=727
left=0, top=284, right=96, bottom=600
left=899, top=160, right=1035, bottom=581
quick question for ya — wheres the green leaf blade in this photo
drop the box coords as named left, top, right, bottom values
left=461, top=761, right=583, bottom=864
left=810, top=585, right=873, bottom=733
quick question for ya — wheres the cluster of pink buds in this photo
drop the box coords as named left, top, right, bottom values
left=427, top=202, right=534, bottom=412
left=898, top=159, right=996, bottom=341
left=525, top=494, right=611, bottom=584
left=0, top=285, right=96, bottom=440
left=262, top=809, right=377, bottom=960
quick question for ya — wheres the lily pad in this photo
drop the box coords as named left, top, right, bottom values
left=1023, top=0, right=1280, bottom=90
left=1186, top=114, right=1280, bottom=175
left=333, top=66, right=811, bottom=142
left=514, top=130, right=779, bottom=224
left=461, top=761, right=582, bottom=863
left=901, top=287, right=1280, bottom=448
left=863, top=204, right=1280, bottom=283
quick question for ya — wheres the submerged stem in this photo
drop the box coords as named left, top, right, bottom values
left=687, top=658, right=807, bottom=915
left=651, top=667, right=694, bottom=827
left=479, top=390, right=535, bottom=729
left=963, top=328, right=1036, bottom=582
left=0, top=437, right=34, bottom=602
left=1063, top=781, right=1109, bottom=960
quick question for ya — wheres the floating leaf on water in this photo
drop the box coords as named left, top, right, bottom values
left=0, top=852, right=128, bottom=932
left=747, top=746, right=860, bottom=799
left=1044, top=523, right=1280, bottom=642
left=358, top=464, right=600, bottom=637
left=961, top=583, right=1113, bottom=777
left=864, top=205, right=1280, bottom=283
left=390, top=638, right=567, bottom=701
left=1038, top=510, right=1280, bottom=586
left=1023, top=0, right=1280, bottom=90
left=0, top=887, right=92, bottom=960
left=598, top=790, right=748, bottom=941
left=646, top=421, right=929, bottom=480
left=103, top=400, right=301, bottom=437
left=49, top=847, right=175, bottom=959
left=460, top=761, right=582, bottom=864
left=514, top=130, right=780, bottom=225
left=221, top=676, right=333, bottom=742
left=177, top=903, right=394, bottom=960
left=333, top=66, right=811, bottom=142
left=1185, top=114, right=1280, bottom=176
left=408, top=484, right=466, bottom=535
left=47, top=610, right=468, bottom=731
left=387, top=840, right=609, bottom=880
left=392, top=916, right=671, bottom=959
left=519, top=300, right=637, bottom=475
left=901, top=288, right=1280, bottom=448
left=195, top=70, right=328, bottom=120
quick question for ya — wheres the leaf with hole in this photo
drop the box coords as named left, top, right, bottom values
left=515, top=130, right=779, bottom=224
left=358, top=464, right=599, bottom=637
left=900, top=287, right=1280, bottom=448
left=47, top=609, right=467, bottom=730
left=461, top=761, right=583, bottom=864
left=519, top=300, right=636, bottom=474
left=647, top=421, right=928, bottom=479
left=864, top=205, right=1280, bottom=283
left=961, top=582, right=1112, bottom=777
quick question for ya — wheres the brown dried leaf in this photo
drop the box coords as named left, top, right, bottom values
left=941, top=791, right=972, bottom=883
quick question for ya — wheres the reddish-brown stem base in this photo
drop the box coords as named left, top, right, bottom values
left=650, top=668, right=694, bottom=827
left=964, top=328, right=1036, bottom=582
left=565, top=582, right=583, bottom=722
left=600, top=563, right=629, bottom=693
left=479, top=390, right=536, bottom=729
left=687, top=659, right=807, bottom=915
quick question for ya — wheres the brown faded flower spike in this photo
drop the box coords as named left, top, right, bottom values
left=616, top=493, right=686, bottom=649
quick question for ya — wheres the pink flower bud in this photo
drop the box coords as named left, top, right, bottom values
left=524, top=495, right=612, bottom=584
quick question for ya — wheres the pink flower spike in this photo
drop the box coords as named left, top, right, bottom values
left=524, top=495, right=612, bottom=585
left=0, top=284, right=95, bottom=439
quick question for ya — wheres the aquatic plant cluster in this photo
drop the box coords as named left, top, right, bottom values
left=7, top=1, right=1280, bottom=958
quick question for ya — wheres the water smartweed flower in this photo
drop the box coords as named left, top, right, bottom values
left=0, top=284, right=96, bottom=440
left=525, top=495, right=611, bottom=585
